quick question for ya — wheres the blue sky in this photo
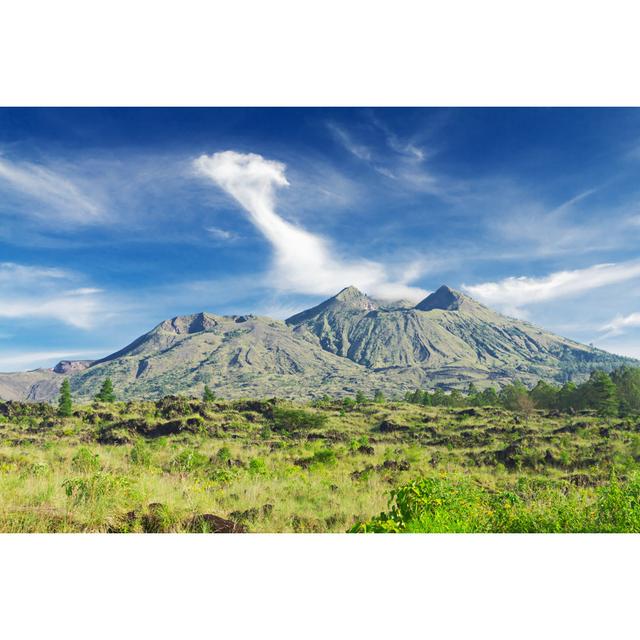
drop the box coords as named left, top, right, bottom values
left=1, top=107, right=640, bottom=370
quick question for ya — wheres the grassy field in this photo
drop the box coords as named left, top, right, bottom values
left=1, top=395, right=639, bottom=532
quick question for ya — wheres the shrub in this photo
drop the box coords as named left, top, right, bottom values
left=351, top=474, right=640, bottom=533
left=271, top=406, right=327, bottom=433
left=216, top=446, right=232, bottom=463
left=170, top=448, right=209, bottom=474
left=248, top=457, right=268, bottom=476
left=311, top=448, right=337, bottom=465
left=71, top=447, right=101, bottom=473
left=62, top=473, right=130, bottom=505
left=130, top=440, right=152, bottom=467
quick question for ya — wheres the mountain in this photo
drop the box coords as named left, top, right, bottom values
left=0, top=285, right=635, bottom=402
left=288, top=285, right=631, bottom=385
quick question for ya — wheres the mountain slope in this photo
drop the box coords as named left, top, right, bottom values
left=0, top=285, right=635, bottom=402
left=67, top=312, right=390, bottom=402
left=287, top=285, right=632, bottom=385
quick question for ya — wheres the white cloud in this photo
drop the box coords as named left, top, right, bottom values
left=463, top=260, right=640, bottom=314
left=0, top=155, right=103, bottom=223
left=601, top=311, right=640, bottom=336
left=0, top=263, right=104, bottom=329
left=327, top=121, right=449, bottom=198
left=194, top=150, right=427, bottom=301
left=206, top=226, right=237, bottom=241
left=326, top=123, right=372, bottom=161
left=0, top=350, right=104, bottom=371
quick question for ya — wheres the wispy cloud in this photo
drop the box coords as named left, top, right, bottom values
left=0, top=349, right=105, bottom=372
left=326, top=121, right=448, bottom=197
left=0, top=154, right=103, bottom=223
left=0, top=262, right=106, bottom=329
left=326, top=123, right=372, bottom=161
left=463, top=260, right=640, bottom=316
left=206, top=226, right=238, bottom=242
left=194, top=151, right=427, bottom=301
left=489, top=187, right=611, bottom=258
left=601, top=311, right=640, bottom=336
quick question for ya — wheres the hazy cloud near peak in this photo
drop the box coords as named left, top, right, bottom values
left=601, top=311, right=640, bottom=336
left=194, top=150, right=427, bottom=301
left=464, top=260, right=640, bottom=316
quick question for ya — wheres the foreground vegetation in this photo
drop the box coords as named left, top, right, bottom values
left=2, top=389, right=640, bottom=532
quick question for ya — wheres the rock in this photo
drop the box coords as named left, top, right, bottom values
left=53, top=360, right=93, bottom=374
left=379, top=420, right=410, bottom=433
left=357, top=444, right=375, bottom=455
left=379, top=459, right=410, bottom=471
left=187, top=514, right=246, bottom=533
left=456, top=408, right=480, bottom=417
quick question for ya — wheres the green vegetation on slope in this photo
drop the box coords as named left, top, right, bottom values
left=405, top=365, right=639, bottom=418
left=2, top=390, right=640, bottom=532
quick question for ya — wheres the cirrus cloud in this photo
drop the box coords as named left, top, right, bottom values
left=463, top=260, right=640, bottom=316
left=0, top=155, right=103, bottom=223
left=601, top=312, right=640, bottom=336
left=0, top=262, right=105, bottom=329
left=193, top=150, right=427, bottom=301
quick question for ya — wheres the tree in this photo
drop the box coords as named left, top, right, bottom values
left=432, top=388, right=447, bottom=406
left=478, top=387, right=499, bottom=407
left=355, top=390, right=366, bottom=404
left=405, top=389, right=422, bottom=404
left=611, top=366, right=640, bottom=415
left=58, top=379, right=72, bottom=417
left=467, top=383, right=480, bottom=406
left=499, top=382, right=529, bottom=411
left=342, top=396, right=356, bottom=410
left=529, top=380, right=559, bottom=411
left=514, top=393, right=536, bottom=417
left=95, top=378, right=116, bottom=403
left=558, top=382, right=578, bottom=412
left=373, top=389, right=385, bottom=403
left=202, top=385, right=216, bottom=402
left=585, top=371, right=618, bottom=417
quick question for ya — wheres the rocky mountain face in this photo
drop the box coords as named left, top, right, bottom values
left=0, top=285, right=635, bottom=402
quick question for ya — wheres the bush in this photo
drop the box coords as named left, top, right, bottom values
left=271, top=406, right=327, bottom=433
left=350, top=474, right=640, bottom=533
left=216, top=446, right=232, bottom=463
left=71, top=447, right=101, bottom=473
left=62, top=473, right=130, bottom=505
left=311, top=448, right=337, bottom=465
left=248, top=457, right=268, bottom=476
left=170, top=448, right=209, bottom=474
left=130, top=440, right=152, bottom=467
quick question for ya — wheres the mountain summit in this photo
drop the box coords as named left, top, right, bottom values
left=416, top=285, right=465, bottom=311
left=0, top=286, right=635, bottom=402
left=286, top=286, right=378, bottom=325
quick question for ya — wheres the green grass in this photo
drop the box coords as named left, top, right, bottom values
left=0, top=396, right=639, bottom=532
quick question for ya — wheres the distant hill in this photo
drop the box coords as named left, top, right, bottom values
left=0, top=285, right=635, bottom=401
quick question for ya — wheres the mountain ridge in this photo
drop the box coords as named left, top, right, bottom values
left=0, top=285, right=636, bottom=402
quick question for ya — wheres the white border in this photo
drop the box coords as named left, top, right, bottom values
left=1, top=533, right=637, bottom=638
left=1, top=1, right=639, bottom=106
